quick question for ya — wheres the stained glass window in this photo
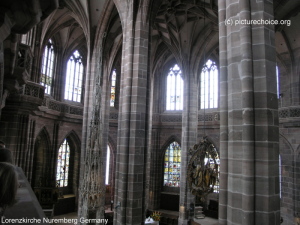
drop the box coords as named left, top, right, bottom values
left=56, top=139, right=70, bottom=187
left=40, top=39, right=54, bottom=94
left=200, top=59, right=218, bottom=109
left=64, top=50, right=83, bottom=102
left=166, top=64, right=183, bottom=110
left=163, top=141, right=181, bottom=187
left=110, top=70, right=117, bottom=107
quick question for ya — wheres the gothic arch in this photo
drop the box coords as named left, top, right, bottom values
left=32, top=127, right=51, bottom=187
left=160, top=135, right=181, bottom=157
left=279, top=133, right=296, bottom=225
left=56, top=130, right=81, bottom=197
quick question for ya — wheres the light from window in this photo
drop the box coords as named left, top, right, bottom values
left=279, top=154, right=281, bottom=198
left=41, top=39, right=54, bottom=94
left=200, top=59, right=218, bottom=109
left=166, top=64, right=183, bottom=110
left=56, top=139, right=70, bottom=187
left=64, top=50, right=83, bottom=102
left=204, top=150, right=220, bottom=193
left=105, top=145, right=111, bottom=185
left=21, top=28, right=34, bottom=46
left=110, top=70, right=116, bottom=107
left=163, top=141, right=181, bottom=187
left=276, top=65, right=280, bottom=98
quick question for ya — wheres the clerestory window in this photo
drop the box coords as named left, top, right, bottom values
left=41, top=39, right=54, bottom=94
left=200, top=59, right=218, bottom=109
left=166, top=64, right=183, bottom=110
left=64, top=50, right=84, bottom=102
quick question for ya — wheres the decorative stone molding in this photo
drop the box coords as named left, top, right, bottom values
left=161, top=114, right=182, bottom=122
left=41, top=96, right=83, bottom=116
left=279, top=107, right=300, bottom=118
left=6, top=81, right=45, bottom=108
left=20, top=81, right=45, bottom=99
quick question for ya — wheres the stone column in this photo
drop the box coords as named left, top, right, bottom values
left=218, top=0, right=229, bottom=224
left=113, top=1, right=150, bottom=224
left=179, top=70, right=198, bottom=225
left=218, top=0, right=280, bottom=224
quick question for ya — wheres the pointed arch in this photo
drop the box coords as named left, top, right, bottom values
left=166, top=64, right=184, bottom=110
left=279, top=133, right=296, bottom=224
left=160, top=135, right=181, bottom=156
left=40, top=39, right=55, bottom=94
left=200, top=59, right=219, bottom=109
left=161, top=136, right=182, bottom=188
left=106, top=135, right=116, bottom=186
left=56, top=130, right=81, bottom=195
left=32, top=127, right=51, bottom=187
left=64, top=50, right=84, bottom=102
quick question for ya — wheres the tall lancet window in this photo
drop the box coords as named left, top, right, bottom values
left=65, top=50, right=83, bottom=102
left=276, top=65, right=280, bottom=98
left=56, top=139, right=70, bottom=187
left=166, top=64, right=183, bottom=110
left=110, top=70, right=117, bottom=107
left=105, top=145, right=111, bottom=185
left=200, top=59, right=218, bottom=109
left=163, top=141, right=181, bottom=187
left=41, top=39, right=54, bottom=94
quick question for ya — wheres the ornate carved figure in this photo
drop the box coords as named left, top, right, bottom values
left=187, top=137, right=219, bottom=203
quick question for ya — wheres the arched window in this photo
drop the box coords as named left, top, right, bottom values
left=276, top=65, right=280, bottom=99
left=56, top=139, right=70, bottom=187
left=41, top=39, right=54, bottom=94
left=105, top=145, right=111, bottom=185
left=166, top=64, right=183, bottom=110
left=21, top=28, right=34, bottom=46
left=163, top=141, right=181, bottom=187
left=200, top=59, right=218, bottom=109
left=110, top=70, right=117, bottom=107
left=64, top=50, right=84, bottom=102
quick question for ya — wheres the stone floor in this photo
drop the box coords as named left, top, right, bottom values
left=193, top=217, right=218, bottom=225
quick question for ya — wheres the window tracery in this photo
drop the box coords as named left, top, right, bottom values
left=166, top=64, right=183, bottom=110
left=40, top=39, right=54, bottom=94
left=64, top=50, right=83, bottom=102
left=56, top=139, right=70, bottom=187
left=200, top=59, right=218, bottom=109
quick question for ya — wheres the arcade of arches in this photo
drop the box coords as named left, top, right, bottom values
left=0, top=0, right=299, bottom=225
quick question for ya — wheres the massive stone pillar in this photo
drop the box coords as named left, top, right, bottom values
left=113, top=1, right=150, bottom=224
left=179, top=70, right=198, bottom=224
left=218, top=0, right=280, bottom=224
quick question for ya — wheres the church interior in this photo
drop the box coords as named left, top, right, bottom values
left=0, top=0, right=299, bottom=224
